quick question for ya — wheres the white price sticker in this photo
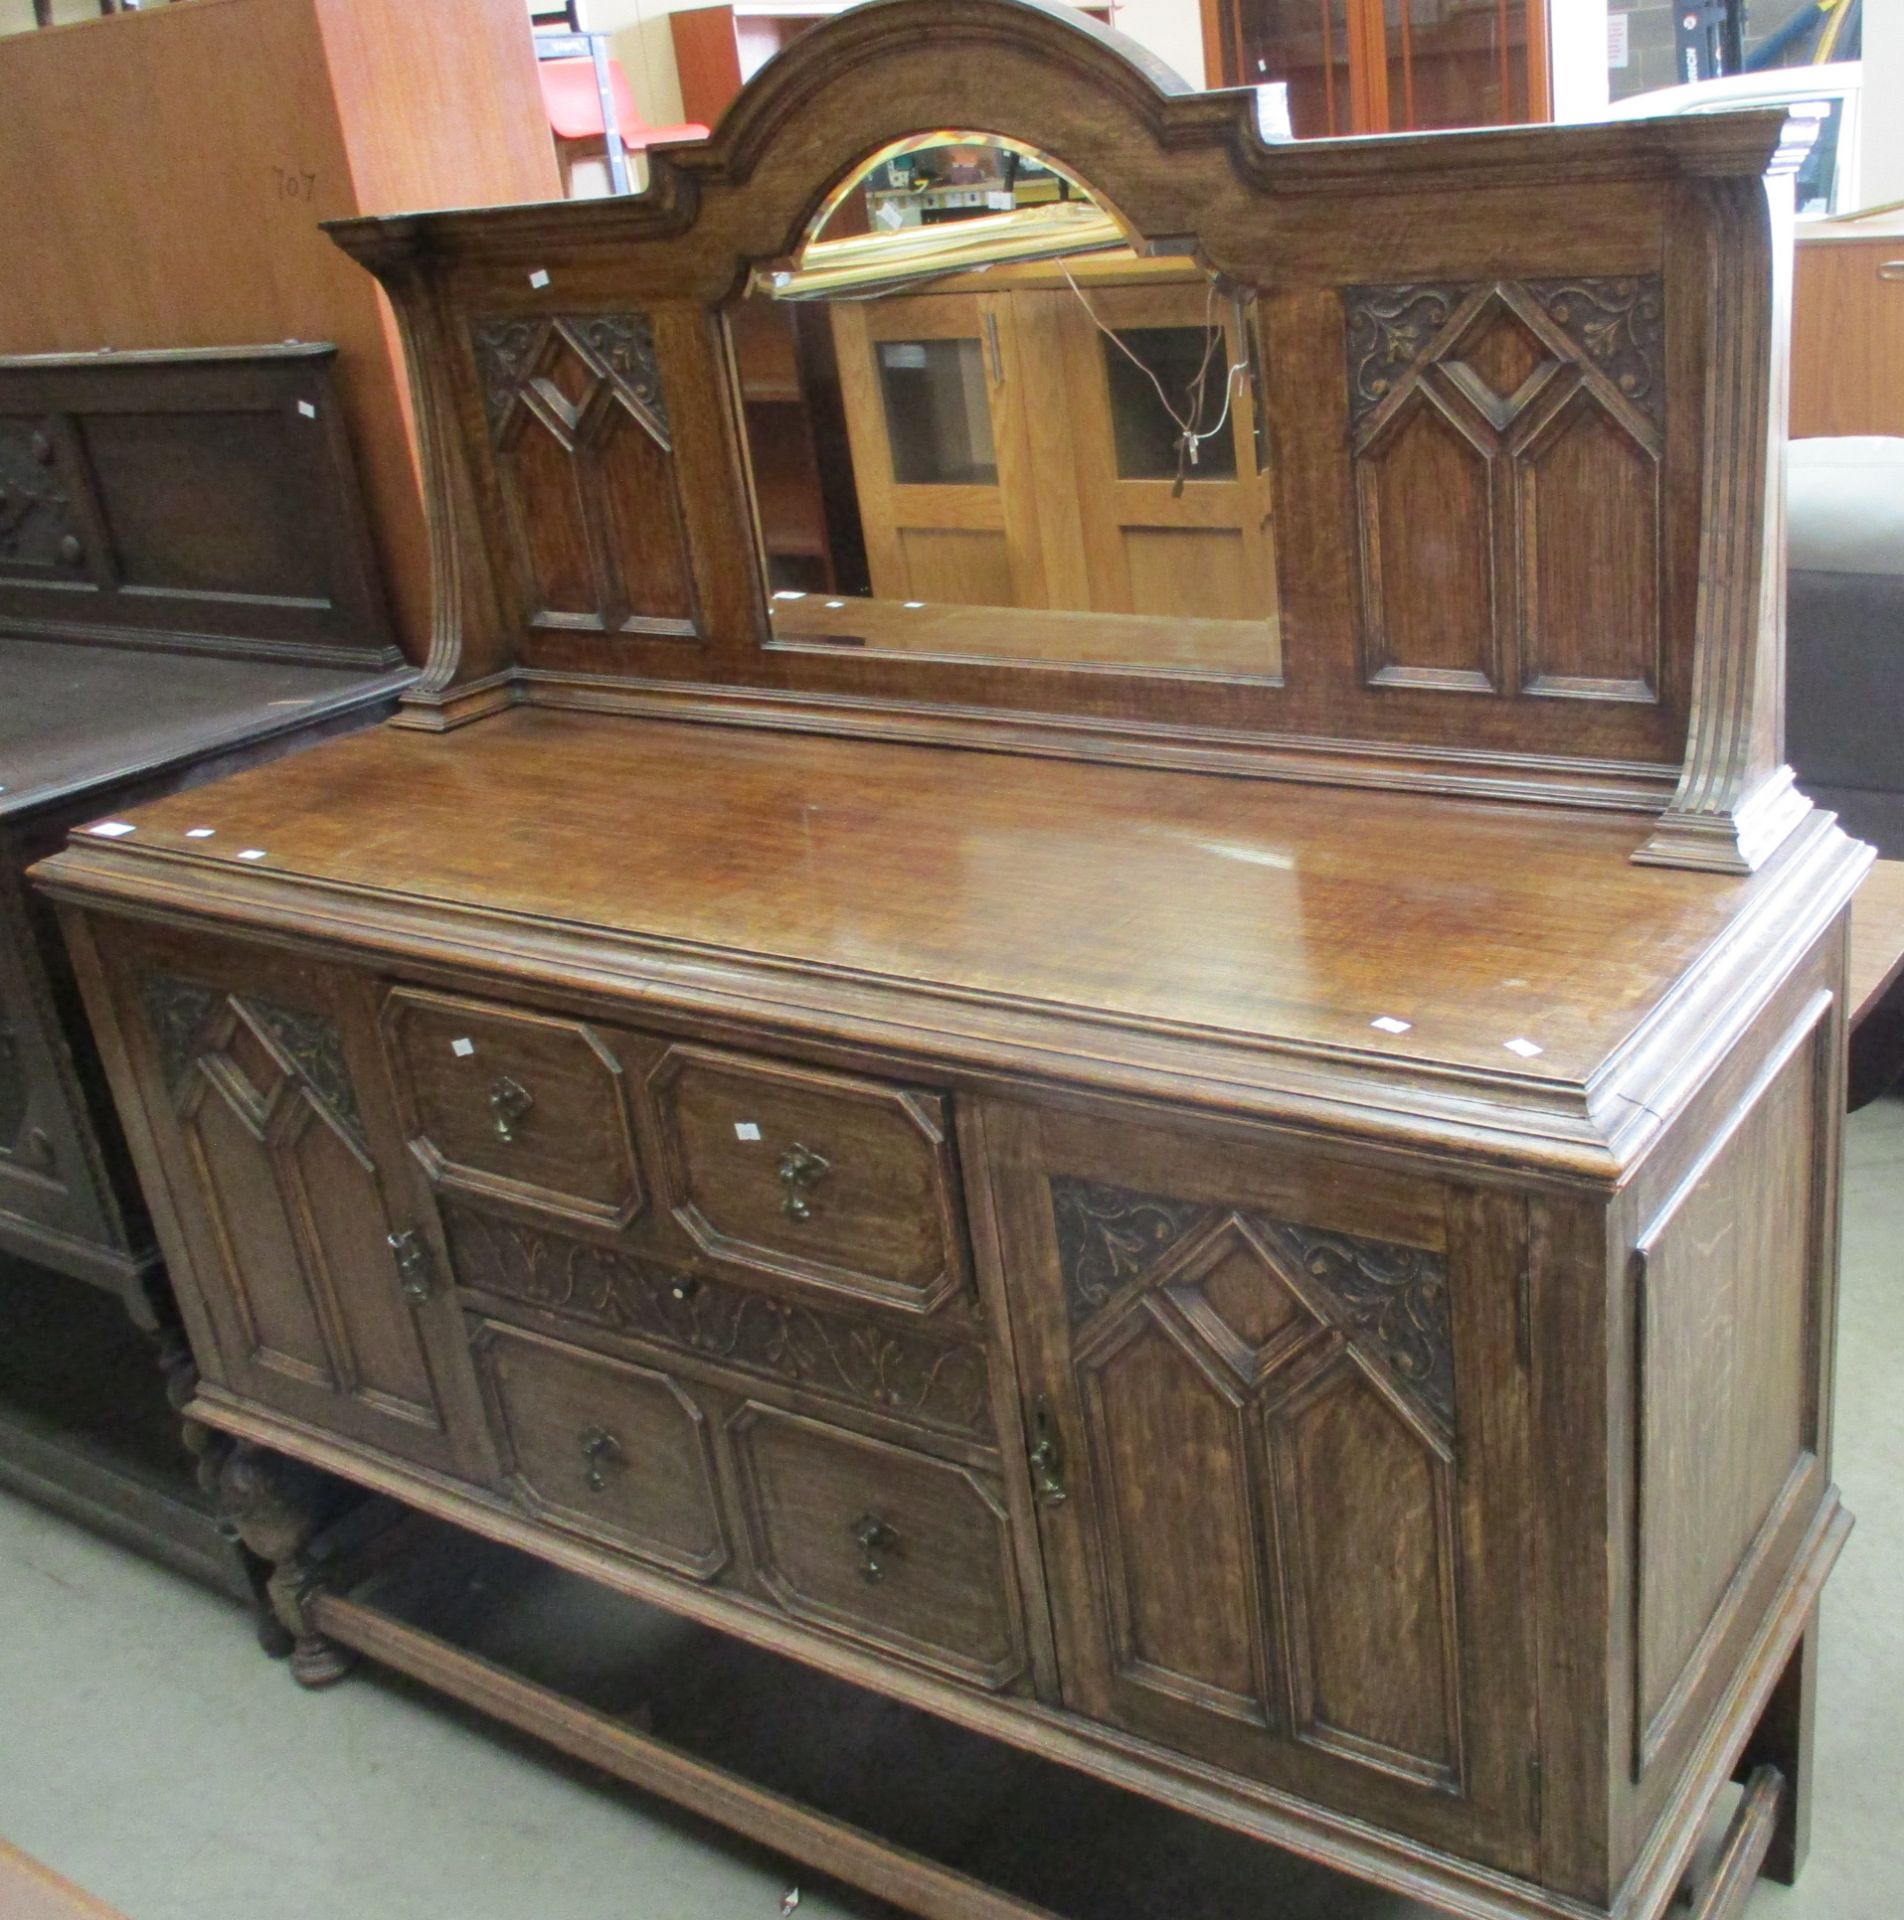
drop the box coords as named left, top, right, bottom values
left=734, top=1121, right=762, bottom=1142
left=451, top=1037, right=476, bottom=1058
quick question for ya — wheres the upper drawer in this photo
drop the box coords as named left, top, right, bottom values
left=648, top=1044, right=967, bottom=1315
left=382, top=989, right=645, bottom=1232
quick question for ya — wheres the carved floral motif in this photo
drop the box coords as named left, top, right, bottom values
left=443, top=1205, right=994, bottom=1440
left=1052, top=1175, right=1455, bottom=1429
left=470, top=311, right=670, bottom=442
left=140, top=976, right=224, bottom=1090
left=0, top=420, right=79, bottom=570
left=139, top=976, right=364, bottom=1146
left=1266, top=1223, right=1454, bottom=1430
left=1526, top=276, right=1666, bottom=423
left=244, top=995, right=365, bottom=1139
left=1344, top=275, right=1665, bottom=429
left=1051, top=1176, right=1214, bottom=1324
left=1344, top=285, right=1463, bottom=423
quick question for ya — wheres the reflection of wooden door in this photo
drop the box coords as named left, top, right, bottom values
left=830, top=293, right=1046, bottom=608
left=983, top=1100, right=1540, bottom=1873
left=1042, top=283, right=1275, bottom=625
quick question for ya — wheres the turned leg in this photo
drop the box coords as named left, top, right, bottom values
left=210, top=1439, right=358, bottom=1688
left=1735, top=1619, right=1817, bottom=1886
left=147, top=1300, right=294, bottom=1658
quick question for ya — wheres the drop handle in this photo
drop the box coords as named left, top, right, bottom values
left=777, top=1142, right=831, bottom=1221
left=579, top=1425, right=622, bottom=1492
left=489, top=1074, right=534, bottom=1142
left=1878, top=260, right=1904, bottom=281
left=1028, top=1395, right=1066, bottom=1505
left=852, top=1512, right=897, bottom=1584
left=387, top=1228, right=434, bottom=1304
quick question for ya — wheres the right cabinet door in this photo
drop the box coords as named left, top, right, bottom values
left=981, top=1100, right=1540, bottom=1874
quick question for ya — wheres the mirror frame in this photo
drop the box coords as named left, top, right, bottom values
left=331, top=0, right=1814, bottom=871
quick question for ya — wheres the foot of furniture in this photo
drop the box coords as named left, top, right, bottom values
left=1683, top=1767, right=1785, bottom=1920
left=211, top=1439, right=358, bottom=1686
left=1732, top=1620, right=1816, bottom=1886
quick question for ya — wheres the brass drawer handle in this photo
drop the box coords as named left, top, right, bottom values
left=579, top=1425, right=622, bottom=1492
left=489, top=1074, right=534, bottom=1142
left=852, top=1511, right=897, bottom=1583
left=777, top=1141, right=831, bottom=1220
left=387, top=1228, right=434, bottom=1304
left=1028, top=1395, right=1066, bottom=1505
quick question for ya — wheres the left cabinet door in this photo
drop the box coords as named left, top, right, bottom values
left=78, top=918, right=488, bottom=1478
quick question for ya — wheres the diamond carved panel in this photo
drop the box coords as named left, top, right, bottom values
left=1343, top=275, right=1665, bottom=704
left=469, top=310, right=695, bottom=637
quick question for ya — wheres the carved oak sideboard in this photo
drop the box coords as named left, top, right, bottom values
left=33, top=5, right=1869, bottom=1917
left=0, top=344, right=408, bottom=1593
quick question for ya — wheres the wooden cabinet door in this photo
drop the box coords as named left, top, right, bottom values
left=829, top=293, right=1046, bottom=609
left=102, top=927, right=488, bottom=1478
left=980, top=1100, right=1539, bottom=1873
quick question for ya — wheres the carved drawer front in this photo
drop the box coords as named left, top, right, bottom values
left=471, top=1318, right=730, bottom=1580
left=728, top=1403, right=1029, bottom=1692
left=382, top=989, right=644, bottom=1231
left=439, top=1203, right=998, bottom=1447
left=648, top=1044, right=968, bottom=1315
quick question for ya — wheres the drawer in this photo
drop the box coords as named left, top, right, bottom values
left=383, top=989, right=644, bottom=1230
left=440, top=1202, right=999, bottom=1446
left=728, top=1402, right=1029, bottom=1691
left=648, top=1044, right=967, bottom=1314
left=471, top=1319, right=730, bottom=1579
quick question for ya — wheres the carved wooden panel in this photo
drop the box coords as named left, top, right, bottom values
left=471, top=312, right=698, bottom=639
left=140, top=973, right=448, bottom=1447
left=1346, top=276, right=1665, bottom=703
left=441, top=1203, right=994, bottom=1442
left=0, top=416, right=83, bottom=580
left=1051, top=1176, right=1463, bottom=1791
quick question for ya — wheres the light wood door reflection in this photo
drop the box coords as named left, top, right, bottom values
left=831, top=292, right=1047, bottom=611
left=810, top=267, right=1280, bottom=679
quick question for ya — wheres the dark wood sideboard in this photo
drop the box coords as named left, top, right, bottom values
left=0, top=344, right=410, bottom=1597
left=33, top=5, right=1869, bottom=1917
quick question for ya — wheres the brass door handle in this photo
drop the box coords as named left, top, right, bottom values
left=489, top=1074, right=533, bottom=1142
left=777, top=1142, right=831, bottom=1221
left=852, top=1512, right=897, bottom=1583
left=387, top=1228, right=434, bottom=1304
left=579, top=1425, right=622, bottom=1492
left=1028, top=1395, right=1066, bottom=1505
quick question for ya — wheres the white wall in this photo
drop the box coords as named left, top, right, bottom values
left=1549, top=0, right=1609, bottom=122
left=1863, top=0, right=1904, bottom=210
left=577, top=0, right=1205, bottom=135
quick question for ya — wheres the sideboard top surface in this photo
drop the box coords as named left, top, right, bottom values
left=38, top=710, right=1867, bottom=1174
left=0, top=635, right=408, bottom=824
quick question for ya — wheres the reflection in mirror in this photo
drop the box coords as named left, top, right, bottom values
left=727, top=133, right=1280, bottom=680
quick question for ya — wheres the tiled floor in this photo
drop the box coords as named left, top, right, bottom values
left=3, top=1100, right=1901, bottom=1920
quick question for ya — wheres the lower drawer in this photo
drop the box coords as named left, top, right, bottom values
left=469, top=1314, right=1032, bottom=1694
left=727, top=1402, right=1031, bottom=1693
left=471, top=1320, right=732, bottom=1583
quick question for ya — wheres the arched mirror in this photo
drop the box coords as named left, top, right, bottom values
left=725, top=133, right=1281, bottom=680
